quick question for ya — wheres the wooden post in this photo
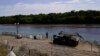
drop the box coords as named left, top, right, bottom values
left=91, top=42, right=92, bottom=56
left=29, top=49, right=30, bottom=56
left=98, top=45, right=100, bottom=56
left=51, top=45, right=53, bottom=56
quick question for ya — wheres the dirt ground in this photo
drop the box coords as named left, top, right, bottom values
left=0, top=35, right=99, bottom=56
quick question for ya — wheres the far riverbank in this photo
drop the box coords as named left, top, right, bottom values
left=0, top=24, right=100, bottom=28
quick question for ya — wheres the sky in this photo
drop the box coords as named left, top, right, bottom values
left=0, top=0, right=100, bottom=16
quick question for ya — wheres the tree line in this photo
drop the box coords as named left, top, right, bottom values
left=0, top=10, right=100, bottom=24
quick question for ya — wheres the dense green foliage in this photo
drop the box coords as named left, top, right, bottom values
left=0, top=10, right=100, bottom=24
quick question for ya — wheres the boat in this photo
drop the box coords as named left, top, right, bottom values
left=53, top=31, right=84, bottom=47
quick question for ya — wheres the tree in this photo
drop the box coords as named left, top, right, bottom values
left=0, top=10, right=100, bottom=24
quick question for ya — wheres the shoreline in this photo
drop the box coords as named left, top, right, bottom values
left=0, top=24, right=100, bottom=28
left=0, top=35, right=99, bottom=56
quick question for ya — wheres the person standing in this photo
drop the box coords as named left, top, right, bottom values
left=46, top=32, right=48, bottom=38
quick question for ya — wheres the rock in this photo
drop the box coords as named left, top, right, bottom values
left=7, top=51, right=16, bottom=56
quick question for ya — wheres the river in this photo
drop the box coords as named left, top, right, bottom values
left=0, top=24, right=100, bottom=41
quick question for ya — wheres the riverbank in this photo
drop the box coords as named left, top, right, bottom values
left=1, top=24, right=100, bottom=28
left=0, top=35, right=99, bottom=56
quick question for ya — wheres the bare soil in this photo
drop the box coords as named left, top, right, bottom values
left=0, top=35, right=99, bottom=56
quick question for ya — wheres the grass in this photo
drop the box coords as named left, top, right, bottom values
left=0, top=46, right=8, bottom=56
left=16, top=44, right=48, bottom=56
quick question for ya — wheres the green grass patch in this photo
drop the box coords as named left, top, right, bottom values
left=0, top=46, right=8, bottom=56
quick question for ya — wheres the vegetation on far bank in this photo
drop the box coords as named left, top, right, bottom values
left=0, top=10, right=100, bottom=24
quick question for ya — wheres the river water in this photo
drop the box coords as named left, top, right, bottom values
left=0, top=24, right=100, bottom=41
